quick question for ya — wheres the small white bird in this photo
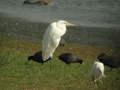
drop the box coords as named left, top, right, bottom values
left=42, top=20, right=76, bottom=61
left=89, top=61, right=105, bottom=82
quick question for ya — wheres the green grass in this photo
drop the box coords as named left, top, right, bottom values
left=0, top=39, right=120, bottom=90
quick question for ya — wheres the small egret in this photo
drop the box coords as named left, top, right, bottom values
left=42, top=20, right=76, bottom=61
left=59, top=53, right=83, bottom=64
left=89, top=61, right=105, bottom=82
left=97, top=53, right=120, bottom=70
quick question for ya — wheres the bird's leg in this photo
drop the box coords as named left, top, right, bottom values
left=93, top=79, right=98, bottom=88
left=45, top=57, right=52, bottom=72
left=49, top=59, right=52, bottom=72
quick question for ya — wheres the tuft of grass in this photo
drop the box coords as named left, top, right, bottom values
left=0, top=39, right=120, bottom=90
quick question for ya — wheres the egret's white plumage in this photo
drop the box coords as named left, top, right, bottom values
left=42, top=20, right=76, bottom=61
left=89, top=61, right=105, bottom=82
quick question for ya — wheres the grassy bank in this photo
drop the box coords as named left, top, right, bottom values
left=0, top=39, right=120, bottom=90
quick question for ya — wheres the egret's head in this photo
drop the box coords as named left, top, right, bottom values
left=57, top=20, right=76, bottom=27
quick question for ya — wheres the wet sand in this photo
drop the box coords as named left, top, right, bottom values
left=0, top=14, right=120, bottom=49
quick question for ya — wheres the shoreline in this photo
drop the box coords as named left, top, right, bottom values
left=0, top=14, right=120, bottom=49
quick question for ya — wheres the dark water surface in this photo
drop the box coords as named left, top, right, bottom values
left=0, top=0, right=120, bottom=48
left=0, top=16, right=120, bottom=49
left=0, top=0, right=120, bottom=27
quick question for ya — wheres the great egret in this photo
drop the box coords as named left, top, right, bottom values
left=59, top=53, right=83, bottom=64
left=42, top=20, right=76, bottom=61
left=89, top=61, right=105, bottom=82
left=97, top=53, right=120, bottom=70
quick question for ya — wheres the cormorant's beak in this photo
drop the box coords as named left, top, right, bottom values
left=66, top=22, right=77, bottom=27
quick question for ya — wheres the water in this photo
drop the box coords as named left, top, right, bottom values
left=0, top=0, right=120, bottom=48
left=0, top=0, right=120, bottom=27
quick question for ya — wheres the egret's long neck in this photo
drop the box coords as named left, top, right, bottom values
left=56, top=23, right=66, bottom=36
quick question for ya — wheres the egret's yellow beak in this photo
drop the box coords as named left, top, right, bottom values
left=66, top=22, right=77, bottom=27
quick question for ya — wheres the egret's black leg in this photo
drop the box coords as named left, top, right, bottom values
left=47, top=57, right=52, bottom=72
left=43, top=57, right=52, bottom=71
left=49, top=60, right=52, bottom=72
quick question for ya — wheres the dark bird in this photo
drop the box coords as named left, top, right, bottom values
left=28, top=51, right=51, bottom=64
left=59, top=53, right=83, bottom=64
left=97, top=53, right=120, bottom=69
left=24, top=0, right=53, bottom=6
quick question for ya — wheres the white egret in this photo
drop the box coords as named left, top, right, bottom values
left=89, top=61, right=105, bottom=82
left=42, top=20, right=76, bottom=61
